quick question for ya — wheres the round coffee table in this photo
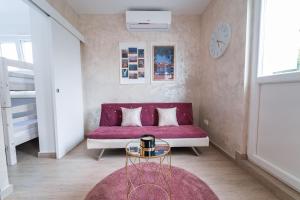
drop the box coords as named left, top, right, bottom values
left=125, top=138, right=172, bottom=200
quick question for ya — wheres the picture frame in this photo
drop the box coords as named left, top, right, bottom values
left=119, top=42, right=146, bottom=84
left=151, top=43, right=176, bottom=82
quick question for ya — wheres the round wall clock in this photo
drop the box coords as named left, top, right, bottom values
left=209, top=23, right=231, bottom=59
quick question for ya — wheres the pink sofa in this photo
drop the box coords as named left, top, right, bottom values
left=87, top=103, right=209, bottom=158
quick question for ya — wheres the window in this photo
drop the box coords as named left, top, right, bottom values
left=0, top=42, right=18, bottom=60
left=21, top=41, right=33, bottom=63
left=259, top=0, right=300, bottom=76
left=0, top=37, right=33, bottom=63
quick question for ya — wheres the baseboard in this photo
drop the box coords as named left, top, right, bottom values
left=235, top=151, right=248, bottom=160
left=38, top=152, right=56, bottom=158
left=209, top=141, right=235, bottom=161
left=237, top=159, right=300, bottom=200
left=0, top=184, right=13, bottom=200
left=210, top=142, right=300, bottom=200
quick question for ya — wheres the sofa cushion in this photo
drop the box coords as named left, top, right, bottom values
left=157, top=107, right=179, bottom=127
left=87, top=125, right=208, bottom=139
left=100, top=103, right=193, bottom=126
left=121, top=107, right=142, bottom=127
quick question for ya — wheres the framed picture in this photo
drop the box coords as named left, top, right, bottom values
left=151, top=44, right=176, bottom=82
left=119, top=42, right=146, bottom=84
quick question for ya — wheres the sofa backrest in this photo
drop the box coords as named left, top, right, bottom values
left=100, top=103, right=193, bottom=126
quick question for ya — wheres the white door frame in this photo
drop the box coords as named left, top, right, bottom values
left=247, top=0, right=263, bottom=161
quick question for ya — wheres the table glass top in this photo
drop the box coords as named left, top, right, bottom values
left=126, top=138, right=170, bottom=158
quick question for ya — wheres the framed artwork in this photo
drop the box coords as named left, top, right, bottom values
left=151, top=44, right=176, bottom=82
left=119, top=42, right=146, bottom=84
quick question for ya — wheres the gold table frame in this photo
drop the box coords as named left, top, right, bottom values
left=125, top=139, right=172, bottom=200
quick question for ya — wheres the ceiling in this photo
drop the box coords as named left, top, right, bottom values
left=66, top=0, right=212, bottom=15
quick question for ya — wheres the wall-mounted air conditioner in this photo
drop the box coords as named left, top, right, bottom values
left=126, top=11, right=172, bottom=32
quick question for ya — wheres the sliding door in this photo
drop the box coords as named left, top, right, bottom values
left=50, top=19, right=84, bottom=159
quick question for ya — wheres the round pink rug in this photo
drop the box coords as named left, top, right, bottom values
left=85, top=162, right=219, bottom=200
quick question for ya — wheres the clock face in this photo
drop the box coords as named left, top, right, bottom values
left=209, top=23, right=231, bottom=58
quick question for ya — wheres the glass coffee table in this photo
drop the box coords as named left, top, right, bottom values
left=125, top=138, right=172, bottom=200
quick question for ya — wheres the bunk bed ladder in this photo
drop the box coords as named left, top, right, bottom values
left=0, top=58, right=16, bottom=165
left=0, top=57, right=38, bottom=165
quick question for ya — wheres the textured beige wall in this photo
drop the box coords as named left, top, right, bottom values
left=198, top=0, right=248, bottom=157
left=47, top=0, right=79, bottom=29
left=79, top=15, right=202, bottom=132
left=46, top=0, right=249, bottom=157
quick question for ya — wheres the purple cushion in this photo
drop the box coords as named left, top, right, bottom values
left=87, top=125, right=208, bottom=139
left=100, top=103, right=193, bottom=126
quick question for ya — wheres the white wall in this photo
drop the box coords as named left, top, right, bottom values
left=249, top=77, right=300, bottom=192
left=257, top=82, right=300, bottom=182
left=30, top=7, right=56, bottom=153
left=0, top=0, right=31, bottom=36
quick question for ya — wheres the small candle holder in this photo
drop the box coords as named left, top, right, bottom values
left=140, top=134, right=156, bottom=156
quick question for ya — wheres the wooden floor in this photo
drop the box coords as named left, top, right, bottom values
left=6, top=140, right=279, bottom=200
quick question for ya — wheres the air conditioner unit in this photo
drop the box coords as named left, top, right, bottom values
left=126, top=11, right=172, bottom=32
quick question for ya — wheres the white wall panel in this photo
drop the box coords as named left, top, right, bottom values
left=30, top=8, right=56, bottom=153
left=256, top=82, right=300, bottom=189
